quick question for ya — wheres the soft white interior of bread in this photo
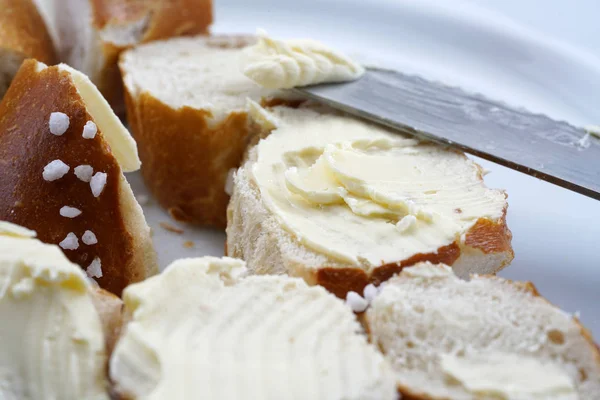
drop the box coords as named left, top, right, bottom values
left=99, top=15, right=150, bottom=46
left=0, top=49, right=25, bottom=99
left=366, top=263, right=600, bottom=399
left=120, top=36, right=275, bottom=124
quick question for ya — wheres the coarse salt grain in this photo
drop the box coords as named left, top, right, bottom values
left=82, top=230, right=97, bottom=245
left=74, top=165, right=94, bottom=182
left=345, top=291, right=368, bottom=313
left=363, top=283, right=379, bottom=303
left=59, top=206, right=82, bottom=218
left=43, top=160, right=70, bottom=181
left=86, top=257, right=102, bottom=278
left=59, top=232, right=79, bottom=250
left=82, top=121, right=97, bottom=139
left=49, top=112, right=70, bottom=135
left=90, top=172, right=107, bottom=197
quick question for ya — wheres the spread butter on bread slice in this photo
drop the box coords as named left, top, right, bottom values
left=0, top=60, right=157, bottom=296
left=0, top=0, right=55, bottom=98
left=110, top=256, right=397, bottom=400
left=0, top=221, right=122, bottom=399
left=35, top=0, right=213, bottom=109
left=365, top=262, right=600, bottom=400
left=119, top=35, right=299, bottom=227
left=227, top=105, right=513, bottom=298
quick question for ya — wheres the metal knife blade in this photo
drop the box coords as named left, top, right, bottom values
left=295, top=68, right=600, bottom=200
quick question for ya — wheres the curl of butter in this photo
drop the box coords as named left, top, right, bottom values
left=243, top=29, right=365, bottom=89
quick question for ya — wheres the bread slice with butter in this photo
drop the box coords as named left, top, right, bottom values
left=119, top=35, right=296, bottom=227
left=0, top=0, right=55, bottom=99
left=365, top=262, right=600, bottom=400
left=0, top=221, right=123, bottom=400
left=227, top=105, right=513, bottom=298
left=0, top=60, right=157, bottom=296
left=110, top=256, right=397, bottom=400
left=34, top=0, right=213, bottom=110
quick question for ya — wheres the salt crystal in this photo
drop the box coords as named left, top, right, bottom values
left=49, top=112, right=70, bottom=135
left=345, top=291, right=368, bottom=313
left=82, top=121, right=97, bottom=139
left=74, top=165, right=94, bottom=182
left=59, top=232, right=79, bottom=250
left=90, top=172, right=107, bottom=197
left=86, top=257, right=102, bottom=278
left=363, top=284, right=379, bottom=303
left=42, top=160, right=70, bottom=181
left=59, top=206, right=82, bottom=218
left=82, top=230, right=97, bottom=245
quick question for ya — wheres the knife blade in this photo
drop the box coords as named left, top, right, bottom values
left=295, top=68, right=600, bottom=200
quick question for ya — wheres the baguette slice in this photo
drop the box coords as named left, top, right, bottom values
left=110, top=256, right=397, bottom=400
left=227, top=105, right=513, bottom=298
left=0, top=223, right=122, bottom=399
left=35, top=0, right=213, bottom=109
left=120, top=35, right=293, bottom=227
left=0, top=0, right=55, bottom=98
left=365, top=262, right=600, bottom=400
left=0, top=60, right=157, bottom=296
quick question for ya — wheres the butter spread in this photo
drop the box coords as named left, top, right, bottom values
left=0, top=221, right=36, bottom=238
left=110, top=256, right=396, bottom=400
left=58, top=63, right=141, bottom=172
left=402, top=262, right=454, bottom=279
left=248, top=107, right=506, bottom=267
left=0, top=234, right=108, bottom=400
left=243, top=29, right=364, bottom=89
left=441, top=352, right=578, bottom=399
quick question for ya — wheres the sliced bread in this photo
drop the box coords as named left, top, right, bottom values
left=365, top=262, right=600, bottom=400
left=0, top=60, right=157, bottom=296
left=0, top=223, right=121, bottom=399
left=110, top=256, right=397, bottom=400
left=0, top=0, right=55, bottom=98
left=120, top=35, right=293, bottom=226
left=227, top=105, right=513, bottom=298
left=35, top=0, right=213, bottom=109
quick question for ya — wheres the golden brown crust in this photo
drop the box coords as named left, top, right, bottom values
left=121, top=35, right=257, bottom=227
left=89, top=287, right=123, bottom=356
left=465, top=212, right=513, bottom=255
left=0, top=0, right=56, bottom=64
left=0, top=60, right=142, bottom=295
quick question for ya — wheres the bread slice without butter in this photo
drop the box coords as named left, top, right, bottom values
left=0, top=223, right=124, bottom=400
left=227, top=105, right=513, bottom=298
left=120, top=35, right=297, bottom=227
left=365, top=262, right=600, bottom=400
left=0, top=0, right=55, bottom=99
left=0, top=60, right=157, bottom=296
left=109, top=256, right=397, bottom=400
left=34, top=0, right=213, bottom=110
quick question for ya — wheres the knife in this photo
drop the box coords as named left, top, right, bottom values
left=294, top=68, right=600, bottom=201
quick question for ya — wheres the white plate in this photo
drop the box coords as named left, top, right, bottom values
left=132, top=0, right=600, bottom=338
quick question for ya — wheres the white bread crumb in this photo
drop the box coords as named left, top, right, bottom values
left=82, top=230, right=98, bottom=245
left=43, top=160, right=70, bottom=181
left=82, top=121, right=98, bottom=139
left=59, top=232, right=79, bottom=250
left=346, top=291, right=368, bottom=312
left=86, top=257, right=102, bottom=278
left=49, top=112, right=70, bottom=135
left=90, top=172, right=108, bottom=197
left=74, top=165, right=94, bottom=182
left=59, top=206, right=82, bottom=218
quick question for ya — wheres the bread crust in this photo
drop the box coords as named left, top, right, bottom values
left=91, top=0, right=213, bottom=109
left=121, top=35, right=256, bottom=227
left=89, top=287, right=123, bottom=356
left=0, top=60, right=156, bottom=296
left=0, top=0, right=56, bottom=64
